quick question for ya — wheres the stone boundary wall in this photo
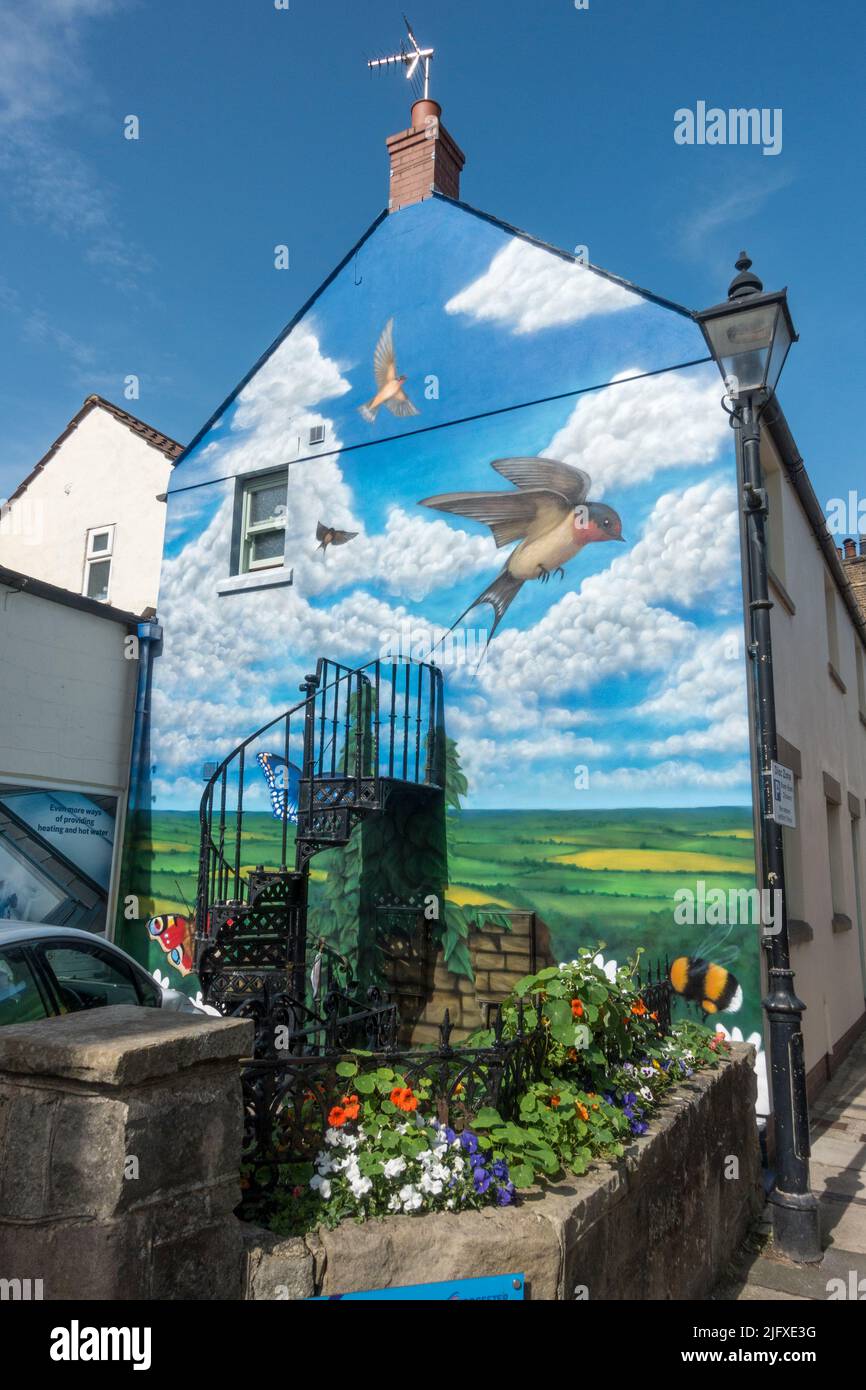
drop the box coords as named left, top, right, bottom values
left=243, top=1044, right=761, bottom=1301
left=0, top=1009, right=760, bottom=1300
left=0, top=1006, right=253, bottom=1301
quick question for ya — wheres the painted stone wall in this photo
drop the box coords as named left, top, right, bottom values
left=118, top=193, right=760, bottom=1046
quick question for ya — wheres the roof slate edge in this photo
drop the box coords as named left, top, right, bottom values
left=170, top=208, right=390, bottom=475
left=430, top=191, right=695, bottom=320
left=6, top=396, right=183, bottom=506
left=0, top=563, right=142, bottom=627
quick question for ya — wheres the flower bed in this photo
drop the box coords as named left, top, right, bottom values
left=252, top=948, right=729, bottom=1237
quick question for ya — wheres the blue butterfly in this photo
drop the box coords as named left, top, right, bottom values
left=256, top=752, right=301, bottom=823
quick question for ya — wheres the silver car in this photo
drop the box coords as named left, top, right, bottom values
left=0, top=922, right=205, bottom=1025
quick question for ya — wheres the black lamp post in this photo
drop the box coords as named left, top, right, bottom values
left=696, top=253, right=822, bottom=1265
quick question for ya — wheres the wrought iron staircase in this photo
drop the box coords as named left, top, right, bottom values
left=194, top=656, right=444, bottom=1043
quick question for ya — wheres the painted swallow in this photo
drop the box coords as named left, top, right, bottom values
left=420, top=457, right=624, bottom=640
left=316, top=521, right=358, bottom=553
left=358, top=318, right=420, bottom=422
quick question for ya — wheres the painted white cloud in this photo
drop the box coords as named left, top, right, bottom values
left=183, top=320, right=352, bottom=484
left=292, top=506, right=497, bottom=604
left=636, top=627, right=745, bottom=725
left=591, top=760, right=751, bottom=791
left=546, top=367, right=728, bottom=496
left=445, top=238, right=642, bottom=335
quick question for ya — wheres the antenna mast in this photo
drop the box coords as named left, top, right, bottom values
left=368, top=14, right=435, bottom=101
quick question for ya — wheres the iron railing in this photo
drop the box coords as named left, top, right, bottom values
left=239, top=997, right=549, bottom=1202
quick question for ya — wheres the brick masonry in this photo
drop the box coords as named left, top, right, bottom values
left=386, top=100, right=466, bottom=212
left=381, top=910, right=558, bottom=1046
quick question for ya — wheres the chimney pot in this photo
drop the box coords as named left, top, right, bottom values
left=860, top=535, right=866, bottom=557
left=411, top=98, right=441, bottom=129
left=844, top=538, right=857, bottom=559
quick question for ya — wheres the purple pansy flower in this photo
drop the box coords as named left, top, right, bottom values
left=473, top=1166, right=493, bottom=1194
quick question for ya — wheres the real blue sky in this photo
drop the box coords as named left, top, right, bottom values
left=1, top=0, right=863, bottom=516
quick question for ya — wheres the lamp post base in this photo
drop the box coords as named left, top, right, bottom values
left=768, top=1186, right=823, bottom=1265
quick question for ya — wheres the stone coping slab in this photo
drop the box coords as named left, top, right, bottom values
left=0, top=1005, right=254, bottom=1087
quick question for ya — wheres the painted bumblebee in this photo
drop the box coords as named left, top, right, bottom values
left=669, top=929, right=743, bottom=1016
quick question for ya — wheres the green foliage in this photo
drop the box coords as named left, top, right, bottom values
left=463, top=947, right=730, bottom=1187
left=260, top=1060, right=516, bottom=1233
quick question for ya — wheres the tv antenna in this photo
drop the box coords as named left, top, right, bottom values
left=368, top=15, right=434, bottom=101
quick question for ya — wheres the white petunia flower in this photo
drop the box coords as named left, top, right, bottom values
left=420, top=1173, right=444, bottom=1196
left=383, top=1157, right=407, bottom=1179
left=309, top=1175, right=331, bottom=1199
left=399, top=1184, right=423, bottom=1212
left=349, top=1174, right=373, bottom=1199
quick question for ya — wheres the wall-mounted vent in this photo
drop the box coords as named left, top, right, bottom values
left=309, top=425, right=326, bottom=447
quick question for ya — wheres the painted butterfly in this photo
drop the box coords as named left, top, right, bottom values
left=256, top=751, right=301, bottom=823
left=146, top=914, right=194, bottom=976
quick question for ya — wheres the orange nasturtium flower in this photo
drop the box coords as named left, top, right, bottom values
left=328, top=1105, right=348, bottom=1128
left=341, top=1094, right=360, bottom=1120
left=390, top=1087, right=419, bottom=1113
left=630, top=1000, right=648, bottom=1017
left=550, top=1093, right=561, bottom=1108
left=576, top=1102, right=589, bottom=1122
left=571, top=999, right=584, bottom=1018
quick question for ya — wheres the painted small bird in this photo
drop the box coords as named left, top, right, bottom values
left=316, top=521, right=358, bottom=554
left=358, top=318, right=420, bottom=422
left=420, top=457, right=624, bottom=640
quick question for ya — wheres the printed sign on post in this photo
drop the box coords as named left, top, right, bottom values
left=770, top=762, right=796, bottom=828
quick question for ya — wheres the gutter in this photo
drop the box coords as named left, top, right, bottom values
left=128, top=620, right=163, bottom=817
left=764, top=406, right=866, bottom=653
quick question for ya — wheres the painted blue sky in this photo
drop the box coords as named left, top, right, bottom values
left=0, top=0, right=864, bottom=535
left=151, top=197, right=749, bottom=812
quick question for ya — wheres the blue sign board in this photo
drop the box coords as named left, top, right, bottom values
left=311, top=1274, right=524, bottom=1301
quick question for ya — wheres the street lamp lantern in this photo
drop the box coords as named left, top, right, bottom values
left=696, top=252, right=798, bottom=400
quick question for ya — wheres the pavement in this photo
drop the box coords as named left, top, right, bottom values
left=714, top=1030, right=866, bottom=1301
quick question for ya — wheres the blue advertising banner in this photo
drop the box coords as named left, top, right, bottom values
left=310, top=1274, right=525, bottom=1301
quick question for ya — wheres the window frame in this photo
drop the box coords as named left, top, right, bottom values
left=239, top=472, right=288, bottom=574
left=83, top=524, right=115, bottom=603
left=34, top=937, right=158, bottom=1014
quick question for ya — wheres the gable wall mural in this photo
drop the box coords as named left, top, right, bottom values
left=117, top=195, right=762, bottom=1052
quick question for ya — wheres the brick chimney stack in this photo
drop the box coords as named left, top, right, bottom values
left=840, top=536, right=866, bottom=622
left=386, top=98, right=465, bottom=212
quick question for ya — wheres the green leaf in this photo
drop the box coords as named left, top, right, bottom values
left=354, top=1074, right=376, bottom=1095
left=510, top=1163, right=536, bottom=1188
left=335, top=1061, right=357, bottom=1078
left=472, top=1107, right=503, bottom=1129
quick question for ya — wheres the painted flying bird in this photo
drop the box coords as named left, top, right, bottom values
left=358, top=318, right=420, bottom=422
left=419, top=457, right=624, bottom=641
left=316, top=521, right=358, bottom=553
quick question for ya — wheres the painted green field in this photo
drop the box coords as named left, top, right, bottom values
left=126, top=804, right=761, bottom=1038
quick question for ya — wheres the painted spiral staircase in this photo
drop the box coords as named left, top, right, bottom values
left=194, top=656, right=444, bottom=1050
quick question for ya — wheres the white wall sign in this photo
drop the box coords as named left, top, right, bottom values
left=770, top=762, right=796, bottom=828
